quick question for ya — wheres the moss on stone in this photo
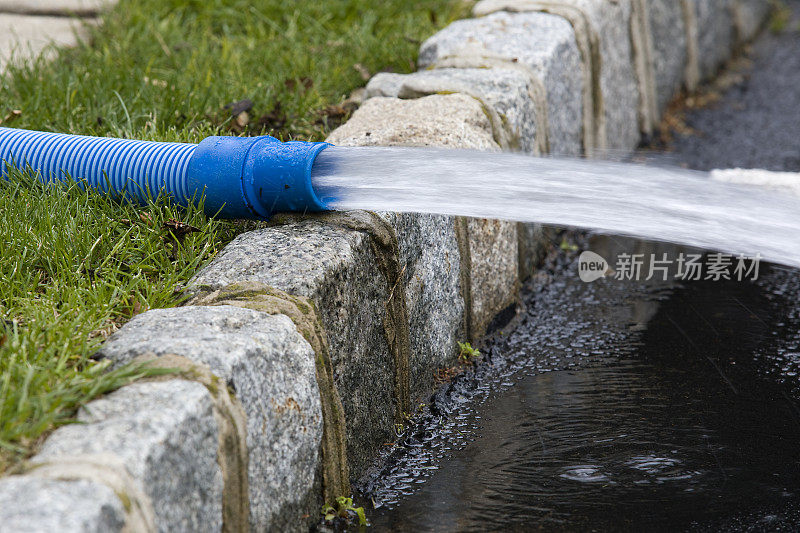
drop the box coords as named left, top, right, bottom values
left=114, top=490, right=133, bottom=513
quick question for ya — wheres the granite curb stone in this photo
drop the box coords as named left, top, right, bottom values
left=418, top=11, right=583, bottom=156
left=647, top=0, right=689, bottom=114
left=0, top=477, right=127, bottom=533
left=95, top=306, right=323, bottom=532
left=327, top=94, right=501, bottom=150
left=688, top=0, right=736, bottom=82
left=33, top=380, right=223, bottom=533
left=377, top=211, right=466, bottom=404
left=732, top=0, right=771, bottom=44
left=365, top=68, right=545, bottom=154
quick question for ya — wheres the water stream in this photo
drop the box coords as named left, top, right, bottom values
left=311, top=147, right=800, bottom=268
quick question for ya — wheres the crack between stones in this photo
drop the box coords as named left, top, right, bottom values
left=127, top=355, right=250, bottom=533
left=681, top=0, right=701, bottom=91
left=454, top=216, right=474, bottom=344
left=187, top=283, right=351, bottom=506
left=630, top=0, right=659, bottom=136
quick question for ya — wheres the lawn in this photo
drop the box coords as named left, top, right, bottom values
left=0, top=0, right=471, bottom=471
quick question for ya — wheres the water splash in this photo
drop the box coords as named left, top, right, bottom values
left=312, top=147, right=800, bottom=267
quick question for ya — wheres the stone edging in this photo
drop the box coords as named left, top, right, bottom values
left=0, top=1, right=771, bottom=531
left=0, top=1, right=110, bottom=69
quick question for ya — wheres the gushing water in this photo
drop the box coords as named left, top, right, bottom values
left=312, top=147, right=800, bottom=268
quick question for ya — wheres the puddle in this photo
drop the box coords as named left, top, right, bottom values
left=359, top=237, right=800, bottom=531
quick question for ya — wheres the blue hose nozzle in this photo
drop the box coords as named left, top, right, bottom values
left=0, top=127, right=332, bottom=219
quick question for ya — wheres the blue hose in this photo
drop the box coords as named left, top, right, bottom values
left=0, top=127, right=331, bottom=218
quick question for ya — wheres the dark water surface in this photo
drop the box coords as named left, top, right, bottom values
left=364, top=241, right=800, bottom=532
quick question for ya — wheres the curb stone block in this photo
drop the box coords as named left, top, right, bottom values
left=465, top=218, right=519, bottom=339
left=647, top=0, right=689, bottom=115
left=33, top=380, right=223, bottom=533
left=365, top=68, right=544, bottom=154
left=378, top=211, right=466, bottom=404
left=0, top=476, right=127, bottom=532
left=0, top=0, right=110, bottom=16
left=518, top=222, right=552, bottom=281
left=687, top=0, right=735, bottom=82
left=95, top=306, right=323, bottom=532
left=189, top=221, right=396, bottom=480
left=418, top=11, right=583, bottom=156
left=327, top=94, right=501, bottom=150
left=732, top=0, right=770, bottom=43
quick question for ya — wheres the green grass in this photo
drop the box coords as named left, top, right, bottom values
left=0, top=0, right=471, bottom=471
left=1, top=0, right=472, bottom=142
left=0, top=168, right=235, bottom=471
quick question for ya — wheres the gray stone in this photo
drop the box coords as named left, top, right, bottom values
left=419, top=11, right=583, bottom=156
left=189, top=220, right=395, bottom=480
left=327, top=94, right=500, bottom=151
left=0, top=476, right=126, bottom=533
left=465, top=217, right=519, bottom=339
left=0, top=0, right=111, bottom=16
left=34, top=380, right=223, bottom=533
left=732, top=0, right=770, bottom=43
left=0, top=14, right=93, bottom=67
left=647, top=0, right=689, bottom=114
left=95, top=306, right=322, bottom=532
left=568, top=0, right=641, bottom=151
left=365, top=68, right=544, bottom=154
left=687, top=0, right=735, bottom=81
left=377, top=211, right=465, bottom=403
left=517, top=222, right=552, bottom=281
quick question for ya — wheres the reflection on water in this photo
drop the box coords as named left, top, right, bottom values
left=366, top=239, right=800, bottom=532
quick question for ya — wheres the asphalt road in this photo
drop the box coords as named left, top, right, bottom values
left=641, top=2, right=800, bottom=172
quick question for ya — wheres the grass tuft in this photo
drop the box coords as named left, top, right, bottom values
left=769, top=0, right=793, bottom=34
left=0, top=166, right=235, bottom=471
